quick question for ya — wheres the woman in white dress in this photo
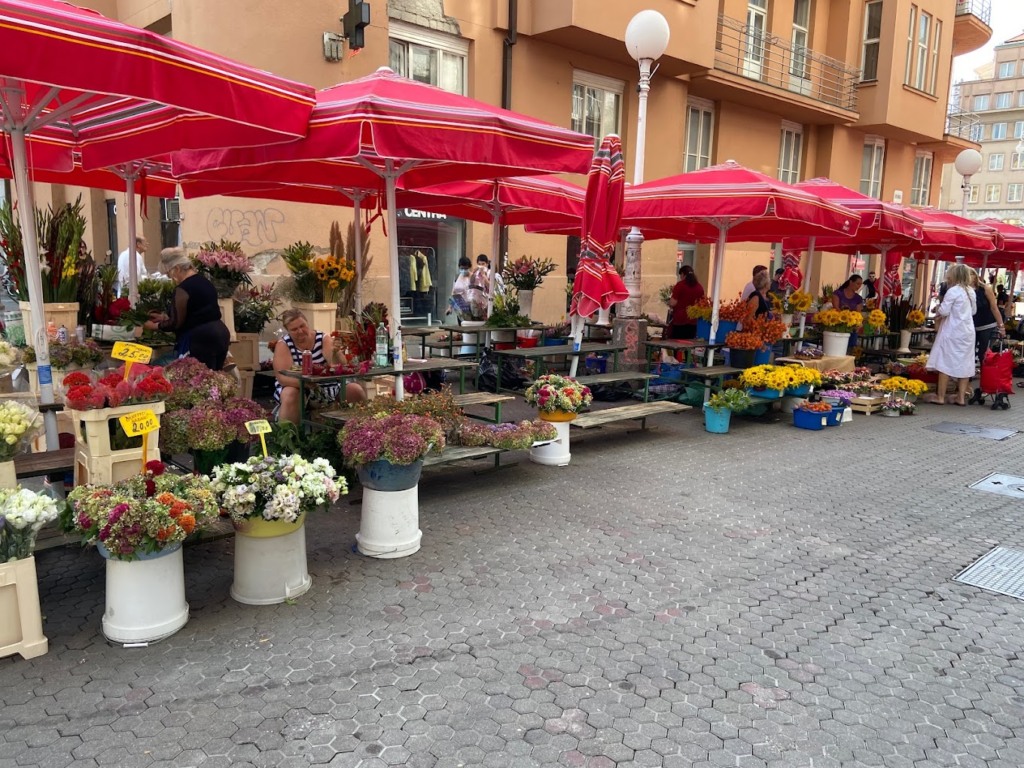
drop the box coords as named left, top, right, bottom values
left=923, top=263, right=977, bottom=406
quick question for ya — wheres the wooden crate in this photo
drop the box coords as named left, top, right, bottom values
left=68, top=402, right=164, bottom=486
left=849, top=395, right=885, bottom=414
left=238, top=368, right=255, bottom=400
left=230, top=333, right=261, bottom=370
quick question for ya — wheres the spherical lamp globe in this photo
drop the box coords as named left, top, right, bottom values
left=625, top=10, right=671, bottom=62
left=953, top=148, right=982, bottom=178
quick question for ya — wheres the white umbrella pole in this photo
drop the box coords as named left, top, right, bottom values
left=9, top=128, right=58, bottom=449
left=126, top=170, right=139, bottom=305
left=383, top=168, right=405, bottom=401
left=797, top=238, right=815, bottom=352
left=353, top=194, right=363, bottom=318
left=569, top=314, right=584, bottom=378
left=705, top=225, right=728, bottom=369
left=488, top=210, right=500, bottom=319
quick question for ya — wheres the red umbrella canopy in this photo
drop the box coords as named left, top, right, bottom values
left=571, top=134, right=628, bottom=317
left=623, top=161, right=860, bottom=242
left=910, top=208, right=1000, bottom=254
left=0, top=144, right=177, bottom=198
left=976, top=218, right=1024, bottom=257
left=400, top=175, right=585, bottom=227
left=0, top=0, right=316, bottom=169
left=782, top=177, right=924, bottom=253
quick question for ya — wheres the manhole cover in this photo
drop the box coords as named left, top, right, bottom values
left=970, top=474, right=1024, bottom=499
left=924, top=422, right=1018, bottom=441
left=955, top=546, right=1024, bottom=600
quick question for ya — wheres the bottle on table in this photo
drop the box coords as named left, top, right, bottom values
left=375, top=325, right=389, bottom=367
left=56, top=324, right=68, bottom=344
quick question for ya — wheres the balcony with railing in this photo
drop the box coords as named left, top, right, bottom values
left=694, top=14, right=859, bottom=121
left=953, top=0, right=993, bottom=57
left=945, top=111, right=982, bottom=143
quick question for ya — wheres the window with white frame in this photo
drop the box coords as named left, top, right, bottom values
left=968, top=184, right=980, bottom=204
left=928, top=19, right=941, bottom=94
left=911, top=151, right=932, bottom=206
left=996, top=92, right=1013, bottom=109
left=571, top=71, right=623, bottom=144
left=970, top=123, right=984, bottom=142
left=990, top=153, right=1005, bottom=171
left=861, top=1, right=882, bottom=81
left=1009, top=184, right=1024, bottom=204
left=685, top=97, right=715, bottom=173
left=791, top=0, right=811, bottom=79
left=1018, top=91, right=1024, bottom=107
left=778, top=121, right=803, bottom=184
left=993, top=122, right=1008, bottom=140
left=388, top=21, right=468, bottom=95
left=986, top=184, right=1001, bottom=203
left=999, top=61, right=1016, bottom=78
left=860, top=137, right=885, bottom=198
left=914, top=11, right=931, bottom=91
left=974, top=94, right=990, bottom=111
left=1013, top=152, right=1024, bottom=170
left=904, top=5, right=916, bottom=86
left=1015, top=121, right=1024, bottom=139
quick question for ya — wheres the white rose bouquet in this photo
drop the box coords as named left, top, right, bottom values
left=0, top=400, right=42, bottom=461
left=210, top=454, right=345, bottom=524
left=0, top=488, right=61, bottom=561
left=0, top=340, right=21, bottom=371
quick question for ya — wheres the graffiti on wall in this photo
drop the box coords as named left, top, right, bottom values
left=206, top=207, right=286, bottom=248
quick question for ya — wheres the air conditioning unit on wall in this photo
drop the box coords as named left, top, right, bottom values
left=162, top=198, right=182, bottom=222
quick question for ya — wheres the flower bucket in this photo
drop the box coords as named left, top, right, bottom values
left=233, top=518, right=312, bottom=604
left=0, top=556, right=48, bottom=660
left=703, top=406, right=731, bottom=434
left=530, top=420, right=571, bottom=466
left=516, top=330, right=541, bottom=348
left=730, top=349, right=756, bottom=369
left=793, top=409, right=827, bottom=430
left=517, top=289, right=534, bottom=318
left=753, top=346, right=772, bottom=366
left=358, top=486, right=422, bottom=558
left=538, top=409, right=577, bottom=423
left=234, top=513, right=307, bottom=539
left=584, top=354, right=607, bottom=374
left=785, top=384, right=812, bottom=397
left=822, top=331, right=851, bottom=357
left=747, top=387, right=783, bottom=400
left=880, top=409, right=901, bottom=418
left=696, top=319, right=711, bottom=340
left=544, top=337, right=569, bottom=347
left=896, top=329, right=913, bottom=353
left=825, top=406, right=844, bottom=426
left=457, top=319, right=485, bottom=356
left=711, top=320, right=738, bottom=343
left=293, top=302, right=339, bottom=334
left=490, top=330, right=515, bottom=348
left=98, top=542, right=188, bottom=644
left=217, top=298, right=236, bottom=342
left=357, top=459, right=424, bottom=492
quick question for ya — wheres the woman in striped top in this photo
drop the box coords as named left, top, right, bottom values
left=274, top=309, right=350, bottom=424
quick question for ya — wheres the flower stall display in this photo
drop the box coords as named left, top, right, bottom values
left=0, top=487, right=61, bottom=660
left=111, top=276, right=176, bottom=344
left=793, top=400, right=833, bottom=430
left=340, top=411, right=445, bottom=559
left=739, top=365, right=822, bottom=399
left=896, top=308, right=927, bottom=352
left=815, top=308, right=863, bottom=356
left=725, top=315, right=788, bottom=368
left=23, top=339, right=101, bottom=397
left=818, top=389, right=857, bottom=407
left=0, top=400, right=43, bottom=488
left=502, top=255, right=556, bottom=317
left=456, top=420, right=558, bottom=450
left=280, top=240, right=348, bottom=332
left=211, top=455, right=343, bottom=604
left=878, top=376, right=928, bottom=398
left=880, top=397, right=906, bottom=417
left=193, top=240, right=253, bottom=298
left=63, top=462, right=218, bottom=643
left=907, top=309, right=926, bottom=327
left=703, top=388, right=753, bottom=434
left=864, top=308, right=888, bottom=334
left=232, top=285, right=279, bottom=372
left=161, top=398, right=266, bottom=475
left=523, top=374, right=593, bottom=467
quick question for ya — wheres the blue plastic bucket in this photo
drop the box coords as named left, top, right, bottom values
left=793, top=409, right=827, bottom=430
left=753, top=346, right=772, bottom=365
left=703, top=406, right=731, bottom=434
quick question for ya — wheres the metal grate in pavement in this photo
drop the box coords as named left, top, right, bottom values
left=969, top=474, right=1024, bottom=500
left=924, top=422, right=1018, bottom=441
left=955, top=546, right=1024, bottom=600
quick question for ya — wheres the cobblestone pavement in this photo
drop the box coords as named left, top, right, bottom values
left=5, top=397, right=1024, bottom=768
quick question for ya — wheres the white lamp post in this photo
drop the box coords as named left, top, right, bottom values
left=953, top=148, right=982, bottom=265
left=621, top=10, right=670, bottom=319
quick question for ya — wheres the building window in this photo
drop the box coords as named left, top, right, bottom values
left=790, top=0, right=811, bottom=80
left=778, top=122, right=803, bottom=184
left=571, top=71, right=623, bottom=143
left=1015, top=121, right=1024, bottom=139
left=970, top=123, right=984, bottom=142
left=913, top=12, right=931, bottom=91
left=996, top=92, right=1013, bottom=109
left=685, top=98, right=715, bottom=173
left=904, top=6, right=916, bottom=85
left=999, top=61, right=1016, bottom=78
left=861, top=1, right=882, bottom=81
left=1013, top=152, right=1024, bottom=171
left=388, top=21, right=468, bottom=95
left=1018, top=92, right=1024, bottom=108
left=993, top=123, right=1008, bottom=140
left=1010, top=184, right=1024, bottom=204
left=974, top=95, right=990, bottom=111
left=929, top=20, right=941, bottom=94
left=985, top=184, right=1001, bottom=203
left=860, top=137, right=885, bottom=198
left=968, top=184, right=980, bottom=204
left=990, top=153, right=1005, bottom=171
left=911, top=152, right=932, bottom=206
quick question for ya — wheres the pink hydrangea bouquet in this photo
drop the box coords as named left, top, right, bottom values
left=339, top=413, right=445, bottom=467
left=524, top=374, right=593, bottom=415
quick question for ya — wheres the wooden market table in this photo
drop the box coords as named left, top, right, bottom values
left=491, top=341, right=626, bottom=392
left=432, top=323, right=552, bottom=359
left=775, top=355, right=857, bottom=372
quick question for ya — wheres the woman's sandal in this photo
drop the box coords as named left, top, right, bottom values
left=922, top=393, right=942, bottom=404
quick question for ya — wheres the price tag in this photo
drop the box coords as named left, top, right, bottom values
left=119, top=410, right=160, bottom=437
left=245, top=419, right=272, bottom=457
left=112, top=342, right=153, bottom=380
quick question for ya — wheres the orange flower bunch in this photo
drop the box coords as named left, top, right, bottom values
left=724, top=330, right=764, bottom=350
left=719, top=298, right=754, bottom=322
left=745, top=315, right=788, bottom=346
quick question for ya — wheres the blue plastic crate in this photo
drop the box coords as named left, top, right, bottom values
left=793, top=409, right=827, bottom=430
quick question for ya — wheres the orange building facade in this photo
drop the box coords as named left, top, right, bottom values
left=25, top=0, right=990, bottom=323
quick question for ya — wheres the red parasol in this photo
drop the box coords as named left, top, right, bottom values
left=174, top=67, right=594, bottom=397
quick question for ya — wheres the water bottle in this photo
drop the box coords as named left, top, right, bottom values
left=75, top=325, right=86, bottom=344
left=56, top=324, right=68, bottom=344
left=375, top=325, right=389, bottom=367
left=46, top=321, right=57, bottom=342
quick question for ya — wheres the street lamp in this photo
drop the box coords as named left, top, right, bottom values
left=953, top=148, right=982, bottom=265
left=621, top=10, right=670, bottom=319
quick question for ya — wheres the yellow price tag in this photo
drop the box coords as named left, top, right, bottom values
left=245, top=419, right=272, bottom=457
left=119, top=410, right=160, bottom=437
left=245, top=420, right=272, bottom=435
left=111, top=342, right=153, bottom=364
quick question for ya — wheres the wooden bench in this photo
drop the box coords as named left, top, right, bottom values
left=423, top=444, right=503, bottom=469
left=571, top=401, right=691, bottom=431
left=574, top=371, right=658, bottom=402
left=451, top=392, right=515, bottom=423
left=14, top=447, right=75, bottom=479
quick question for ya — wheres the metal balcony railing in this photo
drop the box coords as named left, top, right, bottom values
left=713, top=14, right=859, bottom=112
left=945, top=111, right=981, bottom=141
left=955, top=0, right=992, bottom=26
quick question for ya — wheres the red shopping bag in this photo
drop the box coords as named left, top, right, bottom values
left=981, top=346, right=1014, bottom=395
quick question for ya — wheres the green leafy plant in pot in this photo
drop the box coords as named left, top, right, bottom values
left=703, top=388, right=753, bottom=434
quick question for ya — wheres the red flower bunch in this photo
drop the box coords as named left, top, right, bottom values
left=94, top=296, right=131, bottom=324
left=63, top=365, right=173, bottom=411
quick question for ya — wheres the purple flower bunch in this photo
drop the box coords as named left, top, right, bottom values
left=457, top=420, right=557, bottom=451
left=817, top=389, right=857, bottom=406
left=340, top=412, right=445, bottom=467
left=161, top=397, right=266, bottom=454
left=163, top=357, right=238, bottom=409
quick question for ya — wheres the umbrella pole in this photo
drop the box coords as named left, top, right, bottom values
left=569, top=315, right=584, bottom=378
left=9, top=128, right=58, bottom=450
left=797, top=238, right=815, bottom=352
left=488, top=209, right=500, bottom=319
left=353, top=192, right=363, bottom=319
left=383, top=165, right=405, bottom=401
left=126, top=170, right=139, bottom=305
left=705, top=225, right=728, bottom=370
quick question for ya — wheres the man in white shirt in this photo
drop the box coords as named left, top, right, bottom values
left=116, top=237, right=148, bottom=296
left=740, top=264, right=768, bottom=301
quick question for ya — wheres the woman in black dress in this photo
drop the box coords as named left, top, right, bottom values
left=143, top=248, right=230, bottom=370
